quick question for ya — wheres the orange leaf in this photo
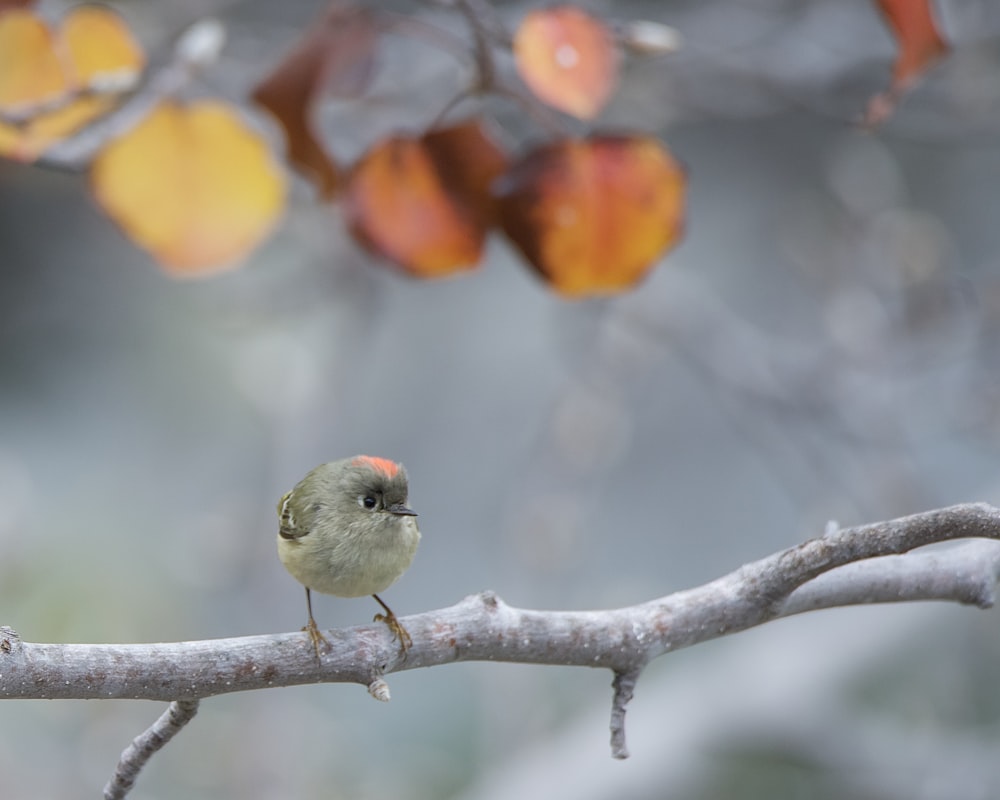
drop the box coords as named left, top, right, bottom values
left=0, top=10, right=70, bottom=117
left=345, top=124, right=506, bottom=278
left=495, top=135, right=686, bottom=298
left=91, top=101, right=286, bottom=276
left=513, top=6, right=619, bottom=120
left=61, top=4, right=144, bottom=92
left=865, top=0, right=949, bottom=127
left=421, top=119, right=509, bottom=229
left=252, top=5, right=379, bottom=198
left=878, top=0, right=948, bottom=87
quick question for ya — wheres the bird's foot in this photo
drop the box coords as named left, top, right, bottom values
left=374, top=610, right=412, bottom=654
left=303, top=618, right=330, bottom=660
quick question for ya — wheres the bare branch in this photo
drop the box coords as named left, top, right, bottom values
left=781, top=539, right=1000, bottom=615
left=610, top=669, right=640, bottom=759
left=3, top=502, right=1000, bottom=768
left=103, top=700, right=200, bottom=800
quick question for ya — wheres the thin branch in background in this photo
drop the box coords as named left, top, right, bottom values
left=102, top=699, right=200, bottom=800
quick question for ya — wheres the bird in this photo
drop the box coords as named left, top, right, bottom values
left=276, top=456, right=420, bottom=658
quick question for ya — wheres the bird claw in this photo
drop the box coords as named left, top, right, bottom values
left=303, top=618, right=330, bottom=660
left=374, top=611, right=412, bottom=654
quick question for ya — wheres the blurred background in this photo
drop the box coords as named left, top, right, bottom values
left=3, top=0, right=1000, bottom=798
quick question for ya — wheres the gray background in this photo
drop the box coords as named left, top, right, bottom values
left=2, top=1, right=1000, bottom=798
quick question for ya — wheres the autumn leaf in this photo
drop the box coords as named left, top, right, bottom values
left=252, top=4, right=379, bottom=198
left=61, top=4, right=144, bottom=92
left=495, top=135, right=685, bottom=298
left=344, top=119, right=508, bottom=278
left=421, top=119, right=509, bottom=229
left=0, top=5, right=144, bottom=161
left=0, top=9, right=70, bottom=118
left=864, top=0, right=949, bottom=127
left=91, top=101, right=286, bottom=275
left=513, top=6, right=619, bottom=120
left=0, top=94, right=117, bottom=162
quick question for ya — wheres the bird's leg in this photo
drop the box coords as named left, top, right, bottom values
left=372, top=593, right=412, bottom=653
left=303, top=587, right=330, bottom=659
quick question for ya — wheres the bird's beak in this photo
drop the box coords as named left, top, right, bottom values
left=387, top=503, right=418, bottom=517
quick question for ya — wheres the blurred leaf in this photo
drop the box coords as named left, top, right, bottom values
left=0, top=4, right=144, bottom=160
left=0, top=95, right=115, bottom=162
left=0, top=9, right=69, bottom=117
left=345, top=120, right=508, bottom=278
left=90, top=100, right=287, bottom=276
left=252, top=4, right=379, bottom=198
left=513, top=6, right=619, bottom=120
left=495, top=135, right=685, bottom=298
left=62, top=4, right=144, bottom=92
left=864, top=0, right=949, bottom=127
left=421, top=119, right=509, bottom=230
left=878, top=0, right=948, bottom=86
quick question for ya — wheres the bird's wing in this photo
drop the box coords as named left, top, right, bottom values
left=277, top=491, right=307, bottom=540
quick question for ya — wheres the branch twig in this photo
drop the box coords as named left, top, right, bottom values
left=610, top=669, right=640, bottom=759
left=103, top=700, right=200, bottom=800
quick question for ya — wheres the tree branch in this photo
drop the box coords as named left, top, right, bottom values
left=103, top=699, right=200, bottom=800
left=3, top=503, right=1000, bottom=794
left=781, top=539, right=1000, bottom=614
left=610, top=669, right=640, bottom=759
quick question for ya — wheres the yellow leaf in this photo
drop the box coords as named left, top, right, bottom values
left=0, top=10, right=70, bottom=116
left=91, top=101, right=287, bottom=275
left=0, top=5, right=146, bottom=160
left=0, top=94, right=115, bottom=161
left=62, top=4, right=145, bottom=92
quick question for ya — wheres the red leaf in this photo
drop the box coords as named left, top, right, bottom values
left=252, top=4, right=379, bottom=198
left=864, top=0, right=949, bottom=127
left=422, top=119, right=509, bottom=229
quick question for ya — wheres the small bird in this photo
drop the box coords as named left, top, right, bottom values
left=276, top=456, right=420, bottom=658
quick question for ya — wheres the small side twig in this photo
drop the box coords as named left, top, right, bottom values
left=610, top=668, right=641, bottom=759
left=102, top=699, right=200, bottom=800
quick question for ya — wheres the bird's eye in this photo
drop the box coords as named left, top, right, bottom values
left=358, top=494, right=378, bottom=510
